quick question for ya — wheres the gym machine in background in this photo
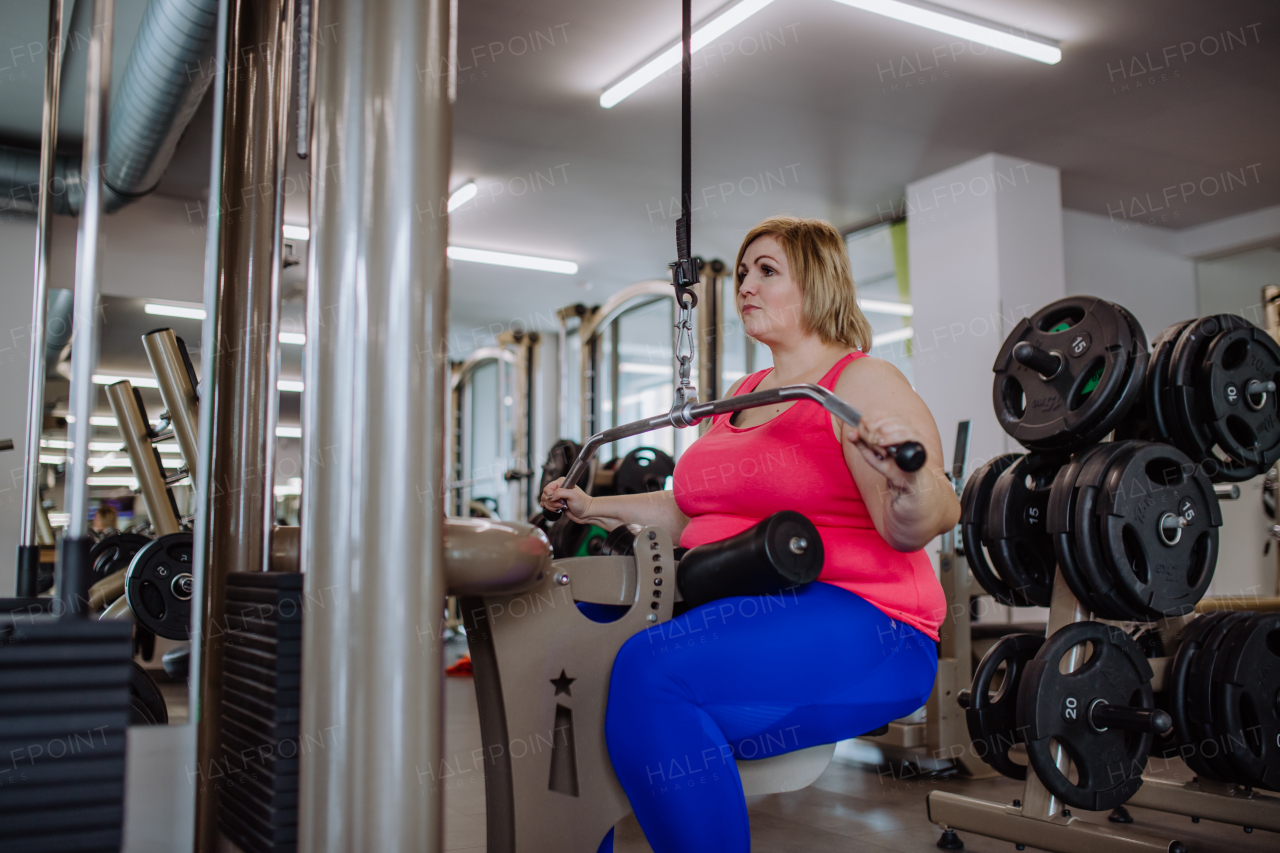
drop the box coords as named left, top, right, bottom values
left=447, top=330, right=541, bottom=521
left=929, top=295, right=1280, bottom=853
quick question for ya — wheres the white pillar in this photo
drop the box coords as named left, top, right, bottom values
left=907, top=154, right=1066, bottom=469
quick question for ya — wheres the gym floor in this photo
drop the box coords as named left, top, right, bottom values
left=439, top=675, right=1275, bottom=853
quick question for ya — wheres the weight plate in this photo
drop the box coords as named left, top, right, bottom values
left=992, top=297, right=1139, bottom=452
left=1167, top=612, right=1231, bottom=780
left=1186, top=611, right=1252, bottom=783
left=1211, top=612, right=1280, bottom=791
left=1145, top=321, right=1196, bottom=444
left=960, top=453, right=1023, bottom=605
left=1167, top=315, right=1264, bottom=482
left=987, top=454, right=1065, bottom=607
left=1057, top=442, right=1137, bottom=620
left=1198, top=326, right=1280, bottom=469
left=539, top=439, right=582, bottom=496
left=129, top=661, right=169, bottom=726
left=601, top=525, right=638, bottom=557
left=1096, top=442, right=1220, bottom=619
left=965, top=632, right=1044, bottom=780
left=614, top=447, right=676, bottom=495
left=1068, top=303, right=1150, bottom=448
left=1018, top=620, right=1156, bottom=811
left=90, top=532, right=152, bottom=577
left=124, top=532, right=193, bottom=641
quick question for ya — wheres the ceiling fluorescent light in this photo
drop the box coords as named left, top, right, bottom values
left=277, top=380, right=305, bottom=392
left=600, top=0, right=778, bottom=108
left=872, top=326, right=915, bottom=346
left=283, top=223, right=310, bottom=240
left=830, top=0, right=1061, bottom=64
left=92, top=374, right=160, bottom=388
left=41, top=439, right=73, bottom=449
left=447, top=181, right=478, bottom=212
left=447, top=246, right=578, bottom=275
left=279, top=332, right=306, bottom=345
left=276, top=425, right=302, bottom=438
left=145, top=302, right=207, bottom=320
left=39, top=454, right=66, bottom=464
left=859, top=299, right=914, bottom=316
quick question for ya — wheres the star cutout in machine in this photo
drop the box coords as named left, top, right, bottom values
left=550, top=670, right=575, bottom=696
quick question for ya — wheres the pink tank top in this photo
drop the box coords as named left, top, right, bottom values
left=673, top=353, right=945, bottom=640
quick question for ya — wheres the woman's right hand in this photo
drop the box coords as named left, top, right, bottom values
left=540, top=477, right=593, bottom=522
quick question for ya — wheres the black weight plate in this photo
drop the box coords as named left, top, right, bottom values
left=1047, top=445, right=1115, bottom=618
left=90, top=533, right=152, bottom=577
left=1212, top=612, right=1280, bottom=790
left=1068, top=303, right=1150, bottom=448
left=1097, top=442, right=1220, bottom=619
left=960, top=453, right=1023, bottom=605
left=987, top=454, right=1065, bottom=607
left=614, top=447, right=675, bottom=495
left=1186, top=611, right=1252, bottom=783
left=1198, top=325, right=1280, bottom=469
left=539, top=439, right=582, bottom=496
left=965, top=632, right=1044, bottom=780
left=1145, top=321, right=1196, bottom=443
left=1168, top=315, right=1263, bottom=482
left=601, top=525, right=638, bottom=557
left=125, top=532, right=193, bottom=641
left=1062, top=442, right=1139, bottom=620
left=128, top=662, right=169, bottom=726
left=992, top=297, right=1137, bottom=452
left=1018, top=620, right=1156, bottom=811
left=1167, top=612, right=1230, bottom=778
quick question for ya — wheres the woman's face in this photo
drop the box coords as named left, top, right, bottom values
left=737, top=234, right=804, bottom=345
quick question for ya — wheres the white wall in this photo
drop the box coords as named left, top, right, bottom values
left=908, top=153, right=1065, bottom=470
left=1061, top=210, right=1197, bottom=341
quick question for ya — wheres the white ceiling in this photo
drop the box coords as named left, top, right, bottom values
left=2, top=0, right=1279, bottom=339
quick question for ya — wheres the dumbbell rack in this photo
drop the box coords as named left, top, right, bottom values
left=927, top=571, right=1280, bottom=852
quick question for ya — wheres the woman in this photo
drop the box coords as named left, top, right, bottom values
left=541, top=216, right=958, bottom=853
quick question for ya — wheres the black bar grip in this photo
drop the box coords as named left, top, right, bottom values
left=1012, top=341, right=1062, bottom=377
left=676, top=511, right=823, bottom=610
left=57, top=536, right=93, bottom=619
left=15, top=543, right=41, bottom=597
left=888, top=440, right=926, bottom=472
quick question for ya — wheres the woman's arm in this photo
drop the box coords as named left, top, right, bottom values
left=540, top=483, right=691, bottom=541
left=831, top=357, right=959, bottom=552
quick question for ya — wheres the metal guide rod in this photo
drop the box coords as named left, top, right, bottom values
left=1021, top=569, right=1091, bottom=820
left=142, top=329, right=201, bottom=482
left=61, top=0, right=115, bottom=617
left=103, top=381, right=181, bottom=536
left=18, top=0, right=65, bottom=588
left=193, top=0, right=294, bottom=846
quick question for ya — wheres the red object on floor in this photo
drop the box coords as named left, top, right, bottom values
left=446, top=655, right=473, bottom=676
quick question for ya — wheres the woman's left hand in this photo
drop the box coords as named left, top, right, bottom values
left=842, top=412, right=927, bottom=492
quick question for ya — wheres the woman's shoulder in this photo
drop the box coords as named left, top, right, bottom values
left=833, top=352, right=912, bottom=395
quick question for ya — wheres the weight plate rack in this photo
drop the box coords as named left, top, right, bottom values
left=217, top=572, right=303, bottom=853
left=0, top=615, right=133, bottom=853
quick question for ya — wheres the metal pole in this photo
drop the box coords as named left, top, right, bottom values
left=298, top=0, right=451, bottom=845
left=142, top=329, right=201, bottom=482
left=192, top=0, right=293, bottom=847
left=62, top=0, right=115, bottom=617
left=17, top=0, right=65, bottom=595
left=104, top=381, right=181, bottom=536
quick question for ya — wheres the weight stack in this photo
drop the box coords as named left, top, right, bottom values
left=218, top=572, right=303, bottom=853
left=0, top=616, right=133, bottom=853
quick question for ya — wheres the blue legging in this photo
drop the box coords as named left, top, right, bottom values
left=592, top=581, right=937, bottom=853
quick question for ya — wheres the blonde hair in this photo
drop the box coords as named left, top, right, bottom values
left=734, top=216, right=874, bottom=352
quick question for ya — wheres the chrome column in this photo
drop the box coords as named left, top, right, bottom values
left=191, top=0, right=294, bottom=847
left=142, top=329, right=202, bottom=481
left=298, top=0, right=452, bottom=847
left=17, top=0, right=65, bottom=595
left=62, top=0, right=115, bottom=615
